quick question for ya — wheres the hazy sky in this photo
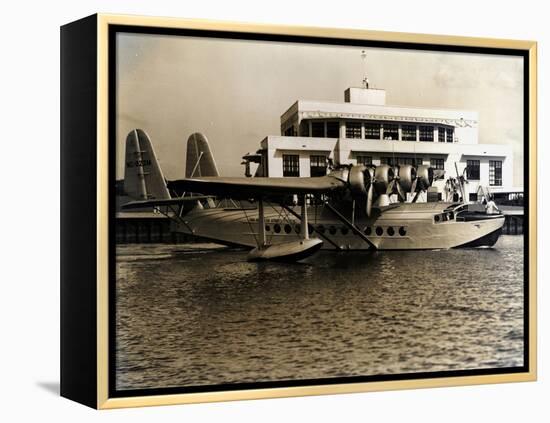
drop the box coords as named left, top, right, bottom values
left=116, top=32, right=524, bottom=185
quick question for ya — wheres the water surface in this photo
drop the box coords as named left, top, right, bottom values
left=115, top=236, right=524, bottom=390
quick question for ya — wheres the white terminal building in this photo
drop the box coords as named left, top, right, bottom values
left=255, top=85, right=518, bottom=202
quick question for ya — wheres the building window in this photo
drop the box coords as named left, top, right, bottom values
left=380, top=157, right=395, bottom=166
left=310, top=155, right=327, bottom=177
left=383, top=123, right=398, bottom=140
left=438, top=127, right=445, bottom=142
left=446, top=127, right=454, bottom=143
left=466, top=160, right=480, bottom=180
left=489, top=160, right=503, bottom=186
left=419, top=126, right=434, bottom=142
left=430, top=158, right=444, bottom=170
left=282, top=154, right=300, bottom=177
left=438, top=127, right=453, bottom=142
left=365, top=122, right=381, bottom=140
left=326, top=121, right=339, bottom=138
left=284, top=126, right=296, bottom=136
left=385, top=157, right=423, bottom=166
left=356, top=155, right=372, bottom=165
left=402, top=125, right=417, bottom=141
left=311, top=121, right=325, bottom=137
left=345, top=121, right=362, bottom=139
left=299, top=121, right=309, bottom=137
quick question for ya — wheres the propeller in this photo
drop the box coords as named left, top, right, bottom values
left=409, top=165, right=435, bottom=203
left=371, top=165, right=394, bottom=212
left=348, top=164, right=437, bottom=216
left=386, top=165, right=411, bottom=202
left=365, top=167, right=376, bottom=217
left=348, top=164, right=376, bottom=217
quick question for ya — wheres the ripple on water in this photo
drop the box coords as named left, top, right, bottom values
left=115, top=236, right=524, bottom=390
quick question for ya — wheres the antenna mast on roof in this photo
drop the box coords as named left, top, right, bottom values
left=361, top=50, right=369, bottom=89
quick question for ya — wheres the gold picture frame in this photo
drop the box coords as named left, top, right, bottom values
left=60, top=13, right=537, bottom=409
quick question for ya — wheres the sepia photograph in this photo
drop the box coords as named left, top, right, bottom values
left=112, top=28, right=527, bottom=394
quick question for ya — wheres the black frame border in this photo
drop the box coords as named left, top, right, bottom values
left=107, top=24, right=531, bottom=399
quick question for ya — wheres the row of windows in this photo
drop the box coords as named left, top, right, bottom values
left=298, top=120, right=455, bottom=142
left=466, top=160, right=503, bottom=186
left=283, top=155, right=500, bottom=184
left=282, top=154, right=328, bottom=177
left=364, top=226, right=407, bottom=237
left=380, top=157, right=425, bottom=167
left=358, top=156, right=444, bottom=169
left=489, top=160, right=503, bottom=186
left=265, top=223, right=408, bottom=237
left=311, top=121, right=340, bottom=138
left=283, top=154, right=447, bottom=176
left=356, top=155, right=372, bottom=165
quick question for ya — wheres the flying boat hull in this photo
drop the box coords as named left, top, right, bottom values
left=171, top=202, right=505, bottom=251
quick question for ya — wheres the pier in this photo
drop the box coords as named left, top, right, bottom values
left=500, top=206, right=524, bottom=235
left=115, top=212, right=194, bottom=244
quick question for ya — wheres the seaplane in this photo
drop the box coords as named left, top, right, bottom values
left=121, top=129, right=505, bottom=262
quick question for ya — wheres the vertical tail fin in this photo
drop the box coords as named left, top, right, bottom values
left=185, top=132, right=219, bottom=178
left=123, top=129, right=170, bottom=200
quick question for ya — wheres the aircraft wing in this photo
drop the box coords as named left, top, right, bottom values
left=167, top=176, right=347, bottom=199
left=121, top=195, right=214, bottom=210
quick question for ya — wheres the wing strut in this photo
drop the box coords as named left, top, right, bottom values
left=258, top=197, right=266, bottom=247
left=322, top=200, right=377, bottom=250
left=301, top=194, right=309, bottom=240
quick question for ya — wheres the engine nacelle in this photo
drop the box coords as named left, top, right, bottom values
left=416, top=165, right=434, bottom=190
left=348, top=165, right=372, bottom=200
left=397, top=164, right=417, bottom=192
left=373, top=164, right=394, bottom=195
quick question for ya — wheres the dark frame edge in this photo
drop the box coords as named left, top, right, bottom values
left=60, top=13, right=99, bottom=409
